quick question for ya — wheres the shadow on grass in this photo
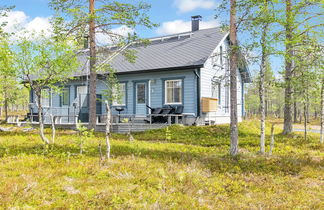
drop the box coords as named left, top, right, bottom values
left=1, top=139, right=322, bottom=176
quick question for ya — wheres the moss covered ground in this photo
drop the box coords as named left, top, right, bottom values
left=0, top=120, right=323, bottom=209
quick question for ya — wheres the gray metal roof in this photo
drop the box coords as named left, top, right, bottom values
left=76, top=27, right=251, bottom=82
left=110, top=27, right=226, bottom=73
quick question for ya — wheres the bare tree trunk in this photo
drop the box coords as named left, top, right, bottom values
left=88, top=0, right=97, bottom=129
left=283, top=0, right=293, bottom=135
left=36, top=94, right=50, bottom=145
left=4, top=97, right=8, bottom=122
left=320, top=78, right=324, bottom=144
left=269, top=124, right=275, bottom=155
left=229, top=0, right=239, bottom=156
left=259, top=19, right=269, bottom=155
left=303, top=101, right=307, bottom=141
left=50, top=114, right=56, bottom=144
left=105, top=101, right=111, bottom=160
left=265, top=99, right=268, bottom=117
left=294, top=101, right=298, bottom=123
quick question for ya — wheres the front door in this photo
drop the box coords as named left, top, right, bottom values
left=135, top=82, right=147, bottom=115
left=76, top=86, right=89, bottom=122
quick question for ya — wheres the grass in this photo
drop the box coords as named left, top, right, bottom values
left=0, top=120, right=323, bottom=209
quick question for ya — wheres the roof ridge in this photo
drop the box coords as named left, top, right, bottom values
left=149, top=27, right=222, bottom=40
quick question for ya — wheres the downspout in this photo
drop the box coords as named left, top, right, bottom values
left=194, top=68, right=201, bottom=117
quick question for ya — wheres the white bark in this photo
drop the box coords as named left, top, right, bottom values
left=269, top=124, right=275, bottom=155
left=320, top=79, right=324, bottom=144
left=36, top=94, right=50, bottom=145
left=105, top=100, right=111, bottom=160
left=303, top=101, right=307, bottom=141
left=259, top=22, right=268, bottom=155
left=50, top=114, right=56, bottom=144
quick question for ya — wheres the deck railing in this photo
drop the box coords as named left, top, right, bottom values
left=7, top=107, right=196, bottom=126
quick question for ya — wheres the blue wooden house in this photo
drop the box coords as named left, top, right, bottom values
left=29, top=16, right=251, bottom=129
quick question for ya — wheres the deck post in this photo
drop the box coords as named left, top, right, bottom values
left=175, top=116, right=179, bottom=124
left=168, top=116, right=171, bottom=125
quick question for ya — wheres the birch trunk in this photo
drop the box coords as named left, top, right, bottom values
left=269, top=124, right=275, bottom=155
left=50, top=114, right=56, bottom=144
left=294, top=101, right=298, bottom=123
left=229, top=0, right=239, bottom=156
left=105, top=101, right=111, bottom=160
left=4, top=97, right=8, bottom=122
left=88, top=0, right=97, bottom=129
left=283, top=0, right=293, bottom=135
left=259, top=19, right=269, bottom=155
left=320, top=78, right=324, bottom=144
left=303, top=101, right=307, bottom=141
left=36, top=94, right=50, bottom=145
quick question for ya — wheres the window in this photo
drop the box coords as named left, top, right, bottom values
left=112, top=83, right=126, bottom=106
left=136, top=83, right=146, bottom=104
left=165, top=79, right=182, bottom=104
left=61, top=88, right=70, bottom=106
left=41, top=89, right=50, bottom=107
left=212, top=82, right=221, bottom=105
left=76, top=86, right=88, bottom=107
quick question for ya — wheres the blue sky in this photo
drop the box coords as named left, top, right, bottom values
left=7, top=0, right=319, bottom=76
left=6, top=0, right=221, bottom=38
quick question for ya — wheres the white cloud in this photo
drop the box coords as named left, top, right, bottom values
left=0, top=11, right=28, bottom=33
left=96, top=25, right=135, bottom=46
left=25, top=17, right=52, bottom=37
left=156, top=19, right=219, bottom=35
left=0, top=10, right=51, bottom=40
left=173, top=0, right=216, bottom=13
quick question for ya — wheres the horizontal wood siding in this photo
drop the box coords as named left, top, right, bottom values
left=200, top=38, right=244, bottom=124
left=30, top=70, right=198, bottom=118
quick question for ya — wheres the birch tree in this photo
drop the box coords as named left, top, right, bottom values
left=321, top=77, right=324, bottom=144
left=15, top=34, right=79, bottom=144
left=0, top=38, right=18, bottom=122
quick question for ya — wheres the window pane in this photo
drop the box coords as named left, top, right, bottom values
left=112, top=83, right=126, bottom=106
left=77, top=86, right=88, bottom=107
left=165, top=80, right=182, bottom=104
left=41, top=89, right=50, bottom=107
left=62, top=88, right=69, bottom=106
left=174, top=87, right=180, bottom=102
left=137, top=83, right=145, bottom=104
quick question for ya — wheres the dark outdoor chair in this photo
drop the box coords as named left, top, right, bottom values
left=172, top=106, right=184, bottom=123
left=26, top=113, right=40, bottom=122
left=146, top=105, right=163, bottom=123
left=174, top=106, right=184, bottom=114
left=158, top=106, right=175, bottom=123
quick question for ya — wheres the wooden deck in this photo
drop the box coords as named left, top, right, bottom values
left=6, top=113, right=195, bottom=133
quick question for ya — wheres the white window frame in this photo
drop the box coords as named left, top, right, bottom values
left=76, top=86, right=88, bottom=107
left=212, top=82, right=221, bottom=105
left=61, top=88, right=70, bottom=106
left=165, top=79, right=182, bottom=105
left=112, top=83, right=126, bottom=106
left=41, top=88, right=50, bottom=107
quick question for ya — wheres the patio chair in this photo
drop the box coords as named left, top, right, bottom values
left=146, top=105, right=162, bottom=123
